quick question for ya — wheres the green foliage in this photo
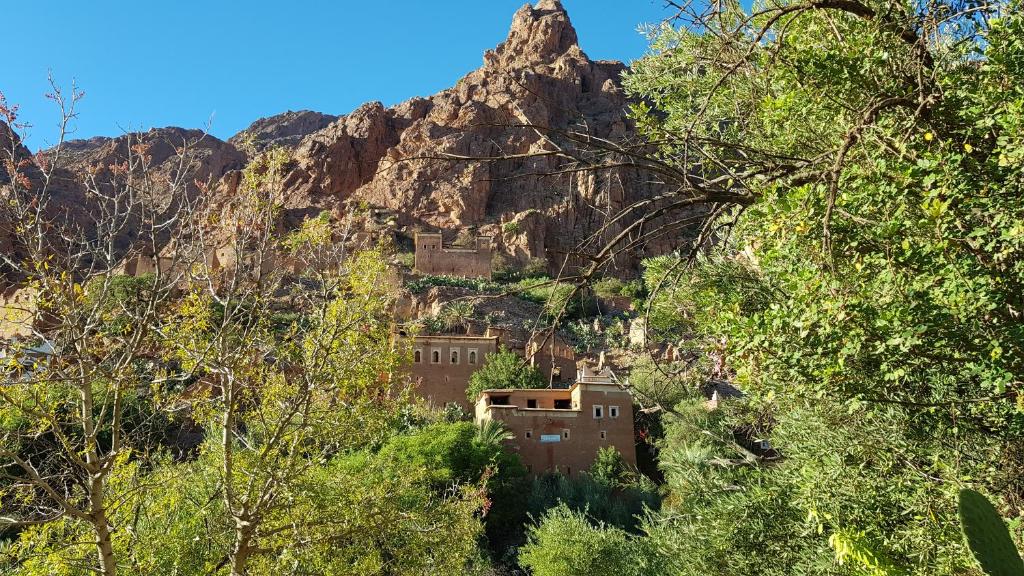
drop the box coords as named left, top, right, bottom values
left=466, top=348, right=546, bottom=403
left=405, top=274, right=501, bottom=294
left=282, top=210, right=332, bottom=253
left=493, top=256, right=548, bottom=283
left=618, top=1, right=1024, bottom=574
left=394, top=251, right=415, bottom=269
left=829, top=530, right=907, bottom=576
left=85, top=273, right=156, bottom=335
left=526, top=472, right=659, bottom=534
left=378, top=421, right=523, bottom=488
left=589, top=446, right=627, bottom=488
left=592, top=277, right=630, bottom=300
left=518, top=504, right=657, bottom=576
left=514, top=277, right=594, bottom=320
left=958, top=489, right=1024, bottom=576
left=502, top=221, right=521, bottom=235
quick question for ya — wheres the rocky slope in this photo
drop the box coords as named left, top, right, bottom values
left=229, top=110, right=338, bottom=154
left=6, top=1, right=676, bottom=278
left=277, top=0, right=668, bottom=273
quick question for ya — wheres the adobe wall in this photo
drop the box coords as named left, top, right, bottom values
left=526, top=332, right=577, bottom=385
left=476, top=382, right=635, bottom=476
left=414, top=233, right=492, bottom=278
left=404, top=334, right=498, bottom=410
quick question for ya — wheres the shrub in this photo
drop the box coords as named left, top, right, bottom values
left=405, top=275, right=501, bottom=294
left=378, top=421, right=523, bottom=488
left=518, top=504, right=658, bottom=576
left=466, top=348, right=546, bottom=403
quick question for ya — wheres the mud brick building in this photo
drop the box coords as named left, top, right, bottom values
left=403, top=333, right=499, bottom=410
left=413, top=233, right=492, bottom=278
left=525, top=330, right=577, bottom=385
left=474, top=365, right=635, bottom=476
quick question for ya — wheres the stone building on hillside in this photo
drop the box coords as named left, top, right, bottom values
left=474, top=365, right=635, bottom=476
left=525, top=330, right=577, bottom=385
left=402, top=332, right=499, bottom=411
left=414, top=233, right=492, bottom=278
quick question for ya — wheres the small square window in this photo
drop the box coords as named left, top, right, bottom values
left=527, top=399, right=537, bottom=408
left=593, top=405, right=604, bottom=419
left=562, top=429, right=570, bottom=440
left=600, top=430, right=607, bottom=439
left=525, top=430, right=533, bottom=439
left=609, top=405, right=620, bottom=418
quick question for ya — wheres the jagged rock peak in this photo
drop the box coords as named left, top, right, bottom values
left=229, top=110, right=338, bottom=154
left=488, top=0, right=581, bottom=67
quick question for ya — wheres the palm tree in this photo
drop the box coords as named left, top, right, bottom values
left=475, top=419, right=514, bottom=447
left=441, top=300, right=476, bottom=334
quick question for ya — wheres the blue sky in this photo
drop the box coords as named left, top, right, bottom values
left=4, top=1, right=671, bottom=150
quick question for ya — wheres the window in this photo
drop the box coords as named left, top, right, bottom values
left=593, top=405, right=604, bottom=419
left=554, top=399, right=571, bottom=409
left=527, top=399, right=537, bottom=409
left=609, top=405, right=620, bottom=418
left=468, top=349, right=478, bottom=365
left=600, top=430, right=607, bottom=439
left=414, top=349, right=422, bottom=363
left=525, top=430, right=533, bottom=439
left=491, top=395, right=511, bottom=406
left=562, top=429, right=570, bottom=440
left=450, top=349, right=460, bottom=364
left=431, top=349, right=441, bottom=364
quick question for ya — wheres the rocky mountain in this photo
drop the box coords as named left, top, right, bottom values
left=5, top=0, right=675, bottom=278
left=276, top=0, right=668, bottom=273
left=229, top=110, right=338, bottom=154
left=55, top=128, right=245, bottom=206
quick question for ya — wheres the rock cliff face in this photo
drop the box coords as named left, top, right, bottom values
left=56, top=128, right=245, bottom=208
left=278, top=0, right=665, bottom=273
left=5, top=1, right=673, bottom=278
left=229, top=110, right=338, bottom=154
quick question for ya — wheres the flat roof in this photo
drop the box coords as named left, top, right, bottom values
left=407, top=334, right=498, bottom=341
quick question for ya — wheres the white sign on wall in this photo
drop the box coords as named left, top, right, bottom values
left=540, top=434, right=561, bottom=443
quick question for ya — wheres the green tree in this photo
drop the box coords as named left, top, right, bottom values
left=378, top=420, right=523, bottom=488
left=616, top=0, right=1024, bottom=573
left=466, top=348, right=546, bottom=404
left=519, top=504, right=656, bottom=576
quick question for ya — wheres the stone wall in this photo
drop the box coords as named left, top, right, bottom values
left=413, top=233, right=492, bottom=278
left=526, top=331, right=577, bottom=385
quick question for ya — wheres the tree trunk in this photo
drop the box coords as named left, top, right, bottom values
left=91, top=489, right=117, bottom=576
left=229, top=523, right=253, bottom=576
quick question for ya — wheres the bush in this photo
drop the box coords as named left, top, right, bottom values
left=592, top=277, right=626, bottom=300
left=378, top=421, right=523, bottom=488
left=395, top=252, right=415, bottom=269
left=514, top=278, right=595, bottom=321
left=518, top=504, right=658, bottom=576
left=405, top=275, right=501, bottom=294
left=466, top=348, right=546, bottom=403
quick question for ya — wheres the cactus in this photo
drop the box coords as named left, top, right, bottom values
left=958, top=488, right=1024, bottom=576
